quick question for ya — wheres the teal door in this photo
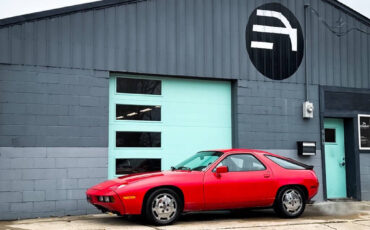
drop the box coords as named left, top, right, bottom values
left=108, top=74, right=232, bottom=178
left=324, top=118, right=347, bottom=199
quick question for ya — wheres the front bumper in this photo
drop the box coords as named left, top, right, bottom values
left=86, top=188, right=125, bottom=215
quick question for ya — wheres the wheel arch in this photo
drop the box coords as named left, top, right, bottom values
left=141, top=185, right=185, bottom=214
left=275, top=184, right=309, bottom=202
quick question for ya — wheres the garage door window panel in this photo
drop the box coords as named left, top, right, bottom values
left=116, top=131, right=161, bottom=147
left=116, top=158, right=161, bottom=174
left=116, top=78, right=161, bottom=95
left=116, top=104, right=161, bottom=121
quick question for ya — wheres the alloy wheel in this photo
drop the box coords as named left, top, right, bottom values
left=282, top=189, right=303, bottom=215
left=151, top=193, right=177, bottom=222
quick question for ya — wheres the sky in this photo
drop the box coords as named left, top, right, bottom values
left=0, top=0, right=369, bottom=20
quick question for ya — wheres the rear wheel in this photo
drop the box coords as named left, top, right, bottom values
left=274, top=187, right=305, bottom=218
left=144, top=188, right=182, bottom=225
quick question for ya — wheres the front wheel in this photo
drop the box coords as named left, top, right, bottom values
left=274, top=187, right=306, bottom=218
left=144, top=188, right=182, bottom=225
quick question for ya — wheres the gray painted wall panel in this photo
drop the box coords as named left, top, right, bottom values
left=70, top=13, right=83, bottom=69
left=0, top=27, right=8, bottom=63
left=203, top=0, right=212, bottom=77
left=127, top=3, right=137, bottom=72
left=116, top=5, right=126, bottom=72
left=105, top=8, right=116, bottom=71
left=166, top=0, right=176, bottom=75
left=0, top=0, right=368, bottom=87
left=137, top=2, right=147, bottom=73
left=10, top=25, right=22, bottom=65
left=361, top=23, right=369, bottom=88
left=48, top=18, right=58, bottom=67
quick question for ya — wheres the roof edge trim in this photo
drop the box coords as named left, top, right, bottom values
left=323, top=0, right=370, bottom=26
left=0, top=0, right=146, bottom=27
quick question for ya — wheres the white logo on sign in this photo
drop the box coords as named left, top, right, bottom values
left=251, top=9, right=297, bottom=52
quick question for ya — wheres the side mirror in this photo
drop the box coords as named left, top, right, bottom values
left=215, top=166, right=228, bottom=176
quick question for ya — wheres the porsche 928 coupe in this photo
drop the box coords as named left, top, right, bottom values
left=86, top=149, right=319, bottom=225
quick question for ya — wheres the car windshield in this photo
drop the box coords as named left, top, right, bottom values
left=174, top=151, right=223, bottom=171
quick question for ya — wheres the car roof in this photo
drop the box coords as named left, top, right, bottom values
left=210, top=148, right=314, bottom=170
left=206, top=148, right=274, bottom=156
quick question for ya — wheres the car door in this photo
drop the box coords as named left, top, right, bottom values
left=203, top=154, right=272, bottom=210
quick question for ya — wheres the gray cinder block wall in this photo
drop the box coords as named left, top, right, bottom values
left=0, top=65, right=109, bottom=147
left=360, top=154, right=370, bottom=201
left=0, top=147, right=107, bottom=219
left=235, top=80, right=323, bottom=201
left=0, top=65, right=109, bottom=219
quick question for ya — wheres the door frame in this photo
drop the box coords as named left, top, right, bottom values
left=319, top=86, right=362, bottom=200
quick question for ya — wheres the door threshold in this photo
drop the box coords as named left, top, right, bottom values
left=327, top=198, right=355, bottom=202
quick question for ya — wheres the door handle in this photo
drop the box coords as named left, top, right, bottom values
left=339, top=157, right=345, bottom=167
left=264, top=173, right=270, bottom=178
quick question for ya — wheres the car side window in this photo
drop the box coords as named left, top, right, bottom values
left=265, top=155, right=306, bottom=170
left=216, top=154, right=266, bottom=172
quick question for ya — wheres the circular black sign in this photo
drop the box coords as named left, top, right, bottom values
left=246, top=3, right=304, bottom=80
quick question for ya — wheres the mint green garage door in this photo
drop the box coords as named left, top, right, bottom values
left=108, top=74, right=232, bottom=178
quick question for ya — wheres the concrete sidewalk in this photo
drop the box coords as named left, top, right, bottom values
left=1, top=201, right=370, bottom=230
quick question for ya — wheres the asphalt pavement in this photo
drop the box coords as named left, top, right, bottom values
left=1, top=201, right=370, bottom=230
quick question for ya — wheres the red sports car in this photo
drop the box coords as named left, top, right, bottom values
left=86, top=149, right=319, bottom=225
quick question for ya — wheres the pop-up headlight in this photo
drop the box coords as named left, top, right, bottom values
left=118, top=184, right=127, bottom=189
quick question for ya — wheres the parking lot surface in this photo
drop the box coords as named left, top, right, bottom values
left=1, top=201, right=370, bottom=230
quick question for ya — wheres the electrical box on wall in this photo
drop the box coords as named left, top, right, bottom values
left=303, top=101, right=314, bottom=119
left=297, top=141, right=316, bottom=156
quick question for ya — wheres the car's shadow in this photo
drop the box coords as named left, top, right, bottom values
left=108, top=209, right=279, bottom=225
left=180, top=209, right=277, bottom=222
left=90, top=204, right=363, bottom=226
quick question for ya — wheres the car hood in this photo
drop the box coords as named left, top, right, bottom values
left=89, top=170, right=195, bottom=190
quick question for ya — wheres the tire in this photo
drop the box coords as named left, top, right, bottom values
left=144, top=188, right=182, bottom=225
left=273, top=186, right=306, bottom=218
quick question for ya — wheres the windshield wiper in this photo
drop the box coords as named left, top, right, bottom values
left=175, top=166, right=191, bottom=171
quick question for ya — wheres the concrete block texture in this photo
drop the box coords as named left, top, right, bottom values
left=236, top=82, right=320, bottom=150
left=0, top=64, right=108, bottom=147
left=23, top=191, right=45, bottom=202
left=0, top=147, right=107, bottom=220
left=360, top=154, right=370, bottom=201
